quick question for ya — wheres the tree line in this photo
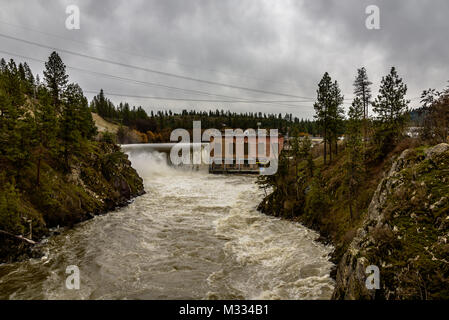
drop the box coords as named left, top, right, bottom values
left=90, top=89, right=326, bottom=142
left=0, top=52, right=97, bottom=182
left=0, top=52, right=98, bottom=238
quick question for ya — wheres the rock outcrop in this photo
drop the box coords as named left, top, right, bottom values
left=333, top=144, right=449, bottom=299
left=0, top=141, right=144, bottom=263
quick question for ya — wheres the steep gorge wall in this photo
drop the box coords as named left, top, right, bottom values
left=0, top=141, right=145, bottom=263
left=333, top=144, right=449, bottom=299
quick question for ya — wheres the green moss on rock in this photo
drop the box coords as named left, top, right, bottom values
left=0, top=141, right=144, bottom=263
left=334, top=144, right=449, bottom=300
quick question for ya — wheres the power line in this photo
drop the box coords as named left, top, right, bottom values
left=84, top=90, right=315, bottom=108
left=0, top=50, right=315, bottom=110
left=0, top=32, right=316, bottom=100
left=0, top=26, right=423, bottom=105
left=0, top=19, right=305, bottom=90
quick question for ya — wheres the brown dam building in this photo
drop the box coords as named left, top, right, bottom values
left=208, top=131, right=284, bottom=174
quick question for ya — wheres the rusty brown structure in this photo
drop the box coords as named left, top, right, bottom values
left=209, top=131, right=284, bottom=174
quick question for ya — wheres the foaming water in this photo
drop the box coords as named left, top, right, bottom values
left=0, top=147, right=334, bottom=300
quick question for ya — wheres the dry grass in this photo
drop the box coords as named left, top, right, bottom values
left=91, top=113, right=120, bottom=133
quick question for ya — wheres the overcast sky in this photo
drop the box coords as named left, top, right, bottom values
left=0, top=0, right=448, bottom=119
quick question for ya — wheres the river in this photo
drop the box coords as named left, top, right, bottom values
left=0, top=148, right=334, bottom=299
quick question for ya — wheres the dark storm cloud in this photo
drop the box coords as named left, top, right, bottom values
left=0, top=0, right=448, bottom=118
left=299, top=0, right=449, bottom=99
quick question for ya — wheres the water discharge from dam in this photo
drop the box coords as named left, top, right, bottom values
left=0, top=146, right=335, bottom=299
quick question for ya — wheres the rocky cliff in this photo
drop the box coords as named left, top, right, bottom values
left=0, top=140, right=144, bottom=263
left=333, top=143, right=449, bottom=299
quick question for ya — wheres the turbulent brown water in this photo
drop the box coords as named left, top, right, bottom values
left=0, top=148, right=334, bottom=299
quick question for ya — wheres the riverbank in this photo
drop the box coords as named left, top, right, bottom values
left=0, top=141, right=144, bottom=263
left=257, top=141, right=449, bottom=299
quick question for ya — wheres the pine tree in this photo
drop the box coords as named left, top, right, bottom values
left=0, top=63, right=33, bottom=178
left=353, top=67, right=372, bottom=147
left=18, top=63, right=26, bottom=82
left=372, top=67, right=410, bottom=155
left=22, top=62, right=35, bottom=95
left=0, top=180, right=23, bottom=235
left=79, top=102, right=97, bottom=140
left=33, top=87, right=58, bottom=185
left=314, top=72, right=332, bottom=164
left=0, top=86, right=18, bottom=161
left=3, top=59, right=24, bottom=107
left=43, top=51, right=68, bottom=110
left=328, top=80, right=344, bottom=160
left=314, top=73, right=344, bottom=164
left=305, top=169, right=329, bottom=221
left=289, top=130, right=303, bottom=190
left=60, top=83, right=85, bottom=171
left=345, top=97, right=365, bottom=220
left=0, top=58, right=6, bottom=72
left=373, top=67, right=409, bottom=124
left=299, top=135, right=314, bottom=177
left=420, top=86, right=449, bottom=144
left=90, top=89, right=118, bottom=120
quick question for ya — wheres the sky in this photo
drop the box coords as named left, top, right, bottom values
left=0, top=0, right=448, bottom=119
